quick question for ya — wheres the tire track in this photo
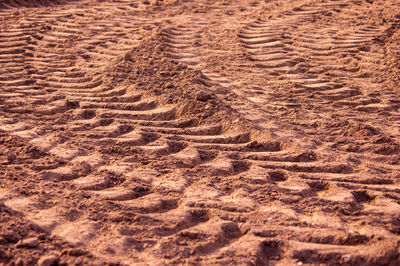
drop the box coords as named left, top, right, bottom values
left=233, top=3, right=400, bottom=259
left=159, top=1, right=361, bottom=198
left=239, top=8, right=381, bottom=107
left=1, top=0, right=400, bottom=264
left=155, top=3, right=391, bottom=263
left=157, top=0, right=400, bottom=263
left=0, top=1, right=288, bottom=263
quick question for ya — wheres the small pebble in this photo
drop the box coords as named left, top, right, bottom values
left=37, top=255, right=58, bottom=266
left=196, top=90, right=212, bottom=101
left=7, top=153, right=16, bottom=162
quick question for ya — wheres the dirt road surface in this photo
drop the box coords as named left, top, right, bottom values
left=1, top=0, right=400, bottom=265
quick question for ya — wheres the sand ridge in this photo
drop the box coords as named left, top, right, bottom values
left=1, top=0, right=400, bottom=265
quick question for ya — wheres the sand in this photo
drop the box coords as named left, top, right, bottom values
left=0, top=0, right=400, bottom=265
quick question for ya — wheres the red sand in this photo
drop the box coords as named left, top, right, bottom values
left=1, top=0, right=400, bottom=265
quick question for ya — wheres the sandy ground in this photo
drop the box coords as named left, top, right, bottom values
left=0, top=0, right=400, bottom=265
